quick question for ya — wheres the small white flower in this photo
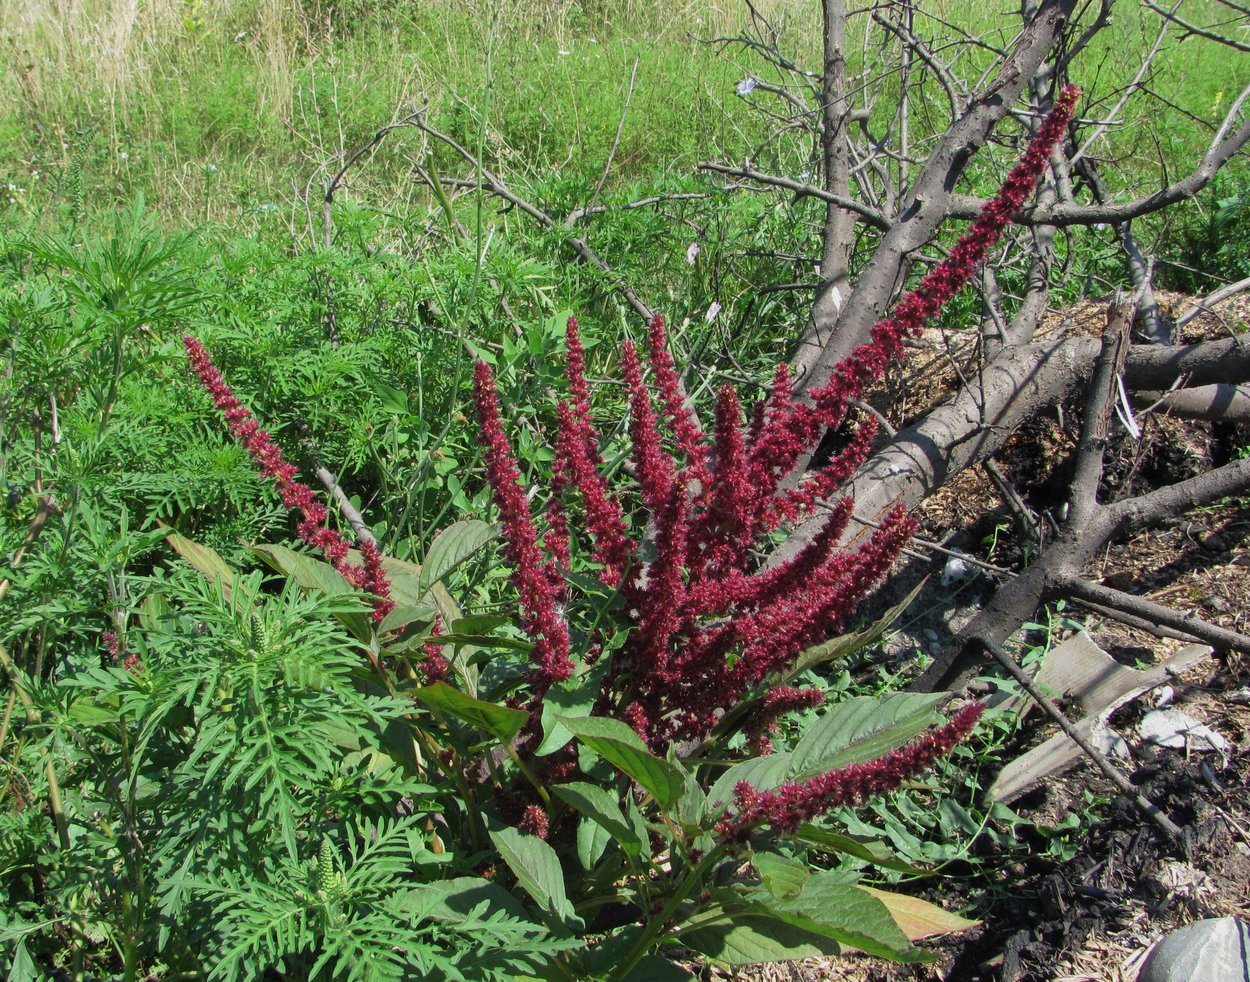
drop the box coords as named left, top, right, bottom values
left=705, top=301, right=722, bottom=323
left=736, top=77, right=758, bottom=97
left=206, top=163, right=218, bottom=172
left=686, top=242, right=700, bottom=265
left=118, top=151, right=129, bottom=160
left=558, top=49, right=571, bottom=56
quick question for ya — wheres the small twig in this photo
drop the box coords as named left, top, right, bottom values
left=982, top=458, right=1040, bottom=543
left=563, top=193, right=712, bottom=226
left=415, top=112, right=657, bottom=322
left=697, top=161, right=890, bottom=229
left=1143, top=0, right=1250, bottom=52
left=977, top=636, right=1183, bottom=841
left=323, top=110, right=421, bottom=249
left=1176, top=274, right=1250, bottom=330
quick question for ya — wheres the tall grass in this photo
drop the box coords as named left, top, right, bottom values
left=1, top=0, right=1243, bottom=230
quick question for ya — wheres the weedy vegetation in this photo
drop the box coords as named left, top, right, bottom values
left=1, top=0, right=1247, bottom=979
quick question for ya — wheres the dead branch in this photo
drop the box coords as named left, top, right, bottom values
left=697, top=161, right=889, bottom=229
left=413, top=113, right=656, bottom=322
left=1142, top=0, right=1250, bottom=52
left=790, top=0, right=1078, bottom=389
left=313, top=464, right=378, bottom=549
left=1057, top=576, right=1250, bottom=655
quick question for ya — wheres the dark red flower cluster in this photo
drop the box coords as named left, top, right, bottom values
left=473, top=90, right=1077, bottom=760
left=182, top=335, right=395, bottom=623
left=715, top=702, right=985, bottom=841
left=518, top=804, right=550, bottom=841
left=744, top=686, right=827, bottom=755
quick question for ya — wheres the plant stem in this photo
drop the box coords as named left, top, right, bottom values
left=611, top=844, right=726, bottom=981
left=0, top=641, right=71, bottom=849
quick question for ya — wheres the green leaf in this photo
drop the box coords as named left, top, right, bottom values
left=751, top=848, right=809, bottom=901
left=417, top=519, right=496, bottom=597
left=682, top=912, right=843, bottom=965
left=793, top=825, right=919, bottom=874
left=412, top=682, right=528, bottom=744
left=552, top=781, right=642, bottom=858
left=556, top=715, right=684, bottom=809
left=576, top=815, right=612, bottom=871
left=378, top=603, right=438, bottom=635
left=536, top=660, right=609, bottom=756
left=371, top=380, right=409, bottom=415
left=166, top=529, right=236, bottom=597
left=706, top=752, right=794, bottom=813
left=764, top=871, right=928, bottom=962
left=790, top=692, right=947, bottom=780
left=489, top=826, right=581, bottom=931
left=415, top=876, right=533, bottom=922
left=9, top=940, right=38, bottom=982
left=782, top=580, right=926, bottom=682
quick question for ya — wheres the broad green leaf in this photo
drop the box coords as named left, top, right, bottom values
left=489, top=826, right=581, bottom=931
left=251, top=543, right=372, bottom=642
left=537, top=660, right=609, bottom=756
left=552, top=781, right=641, bottom=858
left=858, top=886, right=979, bottom=941
left=166, top=530, right=236, bottom=597
left=790, top=692, right=947, bottom=780
left=373, top=554, right=428, bottom=606
left=672, top=756, right=708, bottom=830
left=9, top=940, right=38, bottom=982
left=782, top=580, right=927, bottom=682
left=682, top=912, right=843, bottom=965
left=751, top=848, right=809, bottom=901
left=67, top=698, right=120, bottom=726
left=625, top=793, right=652, bottom=863
left=557, top=715, right=684, bottom=809
left=372, top=380, right=409, bottom=415
left=378, top=603, right=438, bottom=635
left=763, top=871, right=928, bottom=962
left=417, top=520, right=496, bottom=597
left=576, top=816, right=612, bottom=871
left=414, top=876, right=532, bottom=922
left=376, top=552, right=475, bottom=690
left=793, top=825, right=919, bottom=874
left=412, top=682, right=528, bottom=744
left=706, top=752, right=794, bottom=812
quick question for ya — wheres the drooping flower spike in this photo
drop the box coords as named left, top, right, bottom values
left=182, top=335, right=394, bottom=624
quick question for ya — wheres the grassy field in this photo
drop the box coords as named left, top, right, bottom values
left=2, top=0, right=1242, bottom=228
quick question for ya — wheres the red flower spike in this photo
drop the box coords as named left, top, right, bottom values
left=472, top=360, right=574, bottom=686
left=718, top=702, right=985, bottom=841
left=554, top=400, right=634, bottom=588
left=646, top=315, right=710, bottom=483
left=183, top=335, right=393, bottom=623
left=421, top=614, right=450, bottom=683
left=622, top=341, right=675, bottom=514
